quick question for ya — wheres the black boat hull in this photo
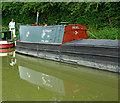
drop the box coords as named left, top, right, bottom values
left=16, top=39, right=119, bottom=72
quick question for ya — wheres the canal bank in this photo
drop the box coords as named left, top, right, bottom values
left=2, top=53, right=118, bottom=101
left=16, top=39, right=119, bottom=73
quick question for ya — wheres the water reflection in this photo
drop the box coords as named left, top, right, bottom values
left=10, top=51, right=16, bottom=66
left=0, top=48, right=16, bottom=66
left=2, top=51, right=118, bottom=101
left=19, top=66, right=66, bottom=96
left=0, top=49, right=14, bottom=57
left=18, top=65, right=84, bottom=97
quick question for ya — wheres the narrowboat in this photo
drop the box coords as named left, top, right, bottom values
left=16, top=23, right=119, bottom=72
left=0, top=31, right=15, bottom=55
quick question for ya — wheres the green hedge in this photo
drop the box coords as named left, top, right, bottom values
left=2, top=2, right=120, bottom=39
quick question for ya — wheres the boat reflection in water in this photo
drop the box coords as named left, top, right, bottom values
left=9, top=51, right=16, bottom=66
left=0, top=48, right=14, bottom=57
left=0, top=49, right=16, bottom=67
left=4, top=52, right=117, bottom=101
left=18, top=66, right=81, bottom=96
left=0, top=47, right=16, bottom=68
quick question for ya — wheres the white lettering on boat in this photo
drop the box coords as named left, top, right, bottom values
left=72, top=26, right=79, bottom=29
left=26, top=31, right=30, bottom=37
left=42, top=30, right=52, bottom=38
left=74, top=31, right=78, bottom=35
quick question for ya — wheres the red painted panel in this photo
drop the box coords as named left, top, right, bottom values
left=62, top=24, right=88, bottom=44
left=65, top=24, right=86, bottom=31
left=0, top=48, right=14, bottom=53
left=0, top=44, right=14, bottom=48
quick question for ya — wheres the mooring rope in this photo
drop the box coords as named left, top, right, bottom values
left=87, top=31, right=99, bottom=39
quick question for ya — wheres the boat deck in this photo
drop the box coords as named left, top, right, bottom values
left=64, top=39, right=119, bottom=48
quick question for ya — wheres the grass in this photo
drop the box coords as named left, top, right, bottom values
left=87, top=27, right=119, bottom=40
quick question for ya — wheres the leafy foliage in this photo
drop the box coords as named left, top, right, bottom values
left=2, top=2, right=120, bottom=39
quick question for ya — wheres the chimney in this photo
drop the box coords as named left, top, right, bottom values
left=36, top=12, right=39, bottom=25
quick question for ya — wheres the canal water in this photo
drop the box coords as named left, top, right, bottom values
left=1, top=51, right=118, bottom=101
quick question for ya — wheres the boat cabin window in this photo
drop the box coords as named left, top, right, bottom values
left=0, top=31, right=11, bottom=40
left=0, top=32, right=2, bottom=40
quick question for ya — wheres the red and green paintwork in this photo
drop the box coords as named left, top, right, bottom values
left=0, top=31, right=14, bottom=52
left=19, top=24, right=88, bottom=44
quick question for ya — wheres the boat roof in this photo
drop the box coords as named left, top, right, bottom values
left=63, top=39, right=119, bottom=48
